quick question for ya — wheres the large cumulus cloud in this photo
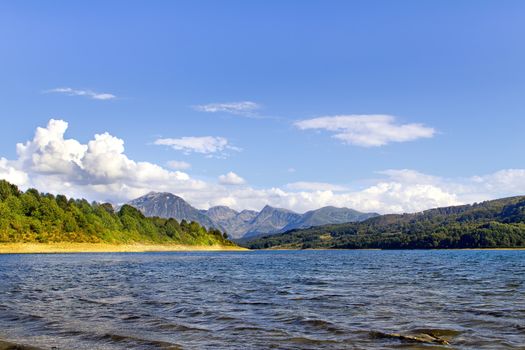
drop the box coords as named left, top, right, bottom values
left=8, top=119, right=204, bottom=202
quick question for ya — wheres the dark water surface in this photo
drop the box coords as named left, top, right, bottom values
left=0, top=250, right=524, bottom=349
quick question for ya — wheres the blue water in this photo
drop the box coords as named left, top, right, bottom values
left=0, top=250, right=524, bottom=349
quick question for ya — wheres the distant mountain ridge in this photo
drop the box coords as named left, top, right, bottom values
left=241, top=205, right=303, bottom=239
left=128, top=192, right=378, bottom=239
left=200, top=206, right=258, bottom=238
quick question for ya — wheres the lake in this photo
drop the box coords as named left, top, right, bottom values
left=0, top=250, right=524, bottom=349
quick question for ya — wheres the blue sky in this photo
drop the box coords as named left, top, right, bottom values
left=0, top=1, right=524, bottom=213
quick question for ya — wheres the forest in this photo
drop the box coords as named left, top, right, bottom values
left=246, top=196, right=525, bottom=249
left=0, top=180, right=234, bottom=246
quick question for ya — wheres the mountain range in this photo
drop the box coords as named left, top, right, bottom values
left=128, top=192, right=378, bottom=239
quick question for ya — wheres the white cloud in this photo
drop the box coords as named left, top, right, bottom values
left=46, top=87, right=116, bottom=100
left=472, top=169, right=525, bottom=192
left=286, top=181, right=348, bottom=192
left=193, top=101, right=260, bottom=115
left=465, top=169, right=525, bottom=203
left=378, top=169, right=441, bottom=184
left=346, top=181, right=460, bottom=213
left=10, top=119, right=204, bottom=203
left=167, top=160, right=191, bottom=170
left=219, top=172, right=246, bottom=185
left=294, top=114, right=435, bottom=147
left=154, top=136, right=240, bottom=156
left=16, top=119, right=87, bottom=175
left=2, top=119, right=525, bottom=216
left=0, top=157, right=29, bottom=186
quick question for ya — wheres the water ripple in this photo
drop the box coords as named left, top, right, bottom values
left=0, top=250, right=523, bottom=349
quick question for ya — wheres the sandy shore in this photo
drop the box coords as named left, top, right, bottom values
left=0, top=242, right=247, bottom=254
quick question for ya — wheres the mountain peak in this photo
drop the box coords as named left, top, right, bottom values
left=260, top=205, right=296, bottom=214
left=128, top=192, right=216, bottom=229
left=208, top=205, right=238, bottom=212
left=140, top=191, right=184, bottom=200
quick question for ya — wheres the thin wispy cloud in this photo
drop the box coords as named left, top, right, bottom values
left=45, top=87, right=116, bottom=100
left=154, top=136, right=241, bottom=156
left=294, top=115, right=435, bottom=147
left=193, top=101, right=282, bottom=120
left=193, top=101, right=260, bottom=115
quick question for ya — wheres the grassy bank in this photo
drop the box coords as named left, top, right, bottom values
left=0, top=242, right=247, bottom=254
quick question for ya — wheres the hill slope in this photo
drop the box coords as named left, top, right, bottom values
left=245, top=196, right=525, bottom=249
left=0, top=180, right=235, bottom=247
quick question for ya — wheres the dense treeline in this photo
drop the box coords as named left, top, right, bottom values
left=246, top=196, right=525, bottom=249
left=0, top=180, right=234, bottom=246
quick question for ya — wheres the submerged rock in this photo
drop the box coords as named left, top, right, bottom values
left=371, top=331, right=450, bottom=345
left=0, top=339, right=43, bottom=350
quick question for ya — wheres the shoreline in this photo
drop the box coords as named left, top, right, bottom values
left=263, top=247, right=525, bottom=251
left=0, top=244, right=522, bottom=254
left=0, top=243, right=248, bottom=254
